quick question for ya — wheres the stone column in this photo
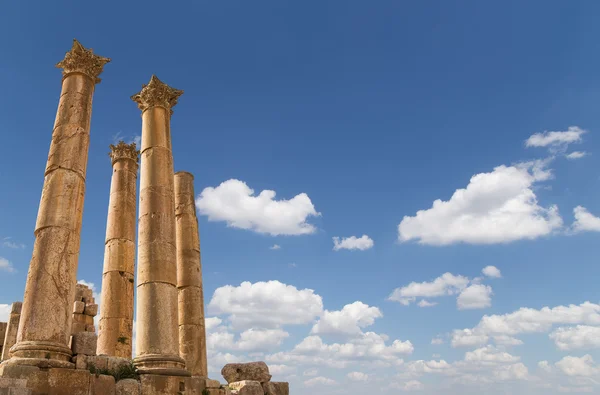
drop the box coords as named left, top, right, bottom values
left=4, top=40, right=109, bottom=368
left=175, top=172, right=208, bottom=377
left=97, top=142, right=139, bottom=358
left=1, top=303, right=22, bottom=361
left=131, top=76, right=189, bottom=376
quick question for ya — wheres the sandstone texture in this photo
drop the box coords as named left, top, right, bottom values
left=115, top=378, right=140, bottom=395
left=228, top=380, right=263, bottom=395
left=221, top=362, right=271, bottom=384
left=71, top=332, right=97, bottom=356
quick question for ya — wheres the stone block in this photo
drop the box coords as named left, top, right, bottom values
left=8, top=389, right=32, bottom=395
left=47, top=367, right=91, bottom=395
left=73, top=355, right=88, bottom=370
left=205, top=378, right=221, bottom=388
left=106, top=356, right=131, bottom=372
left=115, top=379, right=140, bottom=395
left=221, top=362, right=271, bottom=384
left=73, top=301, right=85, bottom=314
left=71, top=322, right=86, bottom=334
left=265, top=382, right=289, bottom=395
left=87, top=355, right=109, bottom=371
left=86, top=325, right=96, bottom=333
left=140, top=375, right=204, bottom=395
left=89, top=374, right=115, bottom=395
left=71, top=332, right=97, bottom=356
left=0, top=378, right=27, bottom=388
left=84, top=304, right=98, bottom=316
left=228, top=381, right=263, bottom=395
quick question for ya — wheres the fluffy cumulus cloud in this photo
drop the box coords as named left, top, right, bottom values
left=196, top=179, right=320, bottom=236
left=525, top=126, right=586, bottom=150
left=389, top=268, right=499, bottom=310
left=549, top=326, right=600, bottom=351
left=398, top=160, right=562, bottom=245
left=0, top=257, right=15, bottom=273
left=451, top=301, right=600, bottom=348
left=208, top=280, right=323, bottom=329
left=388, top=272, right=470, bottom=306
left=555, top=355, right=600, bottom=377
left=332, top=235, right=374, bottom=251
left=457, top=284, right=493, bottom=310
left=482, top=266, right=502, bottom=278
left=207, top=326, right=290, bottom=352
left=571, top=206, right=600, bottom=233
left=311, top=301, right=383, bottom=337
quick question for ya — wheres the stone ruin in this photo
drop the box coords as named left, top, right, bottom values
left=0, top=39, right=289, bottom=395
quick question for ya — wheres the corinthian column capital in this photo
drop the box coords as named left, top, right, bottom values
left=55, top=39, right=111, bottom=84
left=131, top=75, right=183, bottom=115
left=109, top=141, right=140, bottom=166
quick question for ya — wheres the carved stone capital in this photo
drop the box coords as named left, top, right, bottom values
left=131, top=75, right=183, bottom=115
left=55, top=39, right=111, bottom=84
left=109, top=141, right=140, bottom=165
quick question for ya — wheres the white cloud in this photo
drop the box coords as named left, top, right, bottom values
left=388, top=273, right=470, bottom=306
left=417, top=300, right=437, bottom=308
left=388, top=380, right=425, bottom=391
left=464, top=345, right=520, bottom=364
left=493, top=335, right=524, bottom=346
left=269, top=364, right=295, bottom=377
left=304, top=376, right=337, bottom=387
left=451, top=301, right=600, bottom=348
left=303, top=368, right=318, bottom=377
left=269, top=244, right=281, bottom=250
left=332, top=235, right=374, bottom=251
left=347, top=371, right=369, bottom=381
left=525, top=126, right=586, bottom=149
left=311, top=301, right=382, bottom=337
left=566, top=151, right=587, bottom=160
left=571, top=206, right=600, bottom=233
left=457, top=284, right=493, bottom=310
left=482, top=266, right=502, bottom=278
left=0, top=304, right=10, bottom=322
left=549, top=326, right=600, bottom=351
left=556, top=355, right=600, bottom=377
left=208, top=281, right=323, bottom=330
left=431, top=337, right=444, bottom=345
left=205, top=317, right=223, bottom=331
left=0, top=257, right=15, bottom=273
left=236, top=328, right=290, bottom=351
left=268, top=332, right=413, bottom=368
left=1, top=237, right=25, bottom=249
left=196, top=179, right=320, bottom=236
left=398, top=161, right=562, bottom=245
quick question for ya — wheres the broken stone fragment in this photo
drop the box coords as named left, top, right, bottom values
left=227, top=381, right=263, bottom=395
left=221, top=362, right=272, bottom=384
left=84, top=303, right=98, bottom=316
left=264, top=382, right=289, bottom=395
left=116, top=379, right=140, bottom=395
left=205, top=378, right=222, bottom=388
left=71, top=331, right=97, bottom=356
left=73, top=301, right=85, bottom=314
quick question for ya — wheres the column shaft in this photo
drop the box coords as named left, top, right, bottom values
left=1, top=303, right=22, bottom=361
left=97, top=143, right=139, bottom=357
left=175, top=172, right=208, bottom=377
left=131, top=75, right=188, bottom=376
left=5, top=41, right=109, bottom=368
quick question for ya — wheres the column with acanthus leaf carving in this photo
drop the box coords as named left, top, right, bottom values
left=131, top=76, right=189, bottom=376
left=4, top=40, right=109, bottom=368
left=97, top=141, right=139, bottom=358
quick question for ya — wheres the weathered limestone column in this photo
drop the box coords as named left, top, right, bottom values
left=175, top=172, right=208, bottom=377
left=1, top=303, right=22, bottom=361
left=5, top=40, right=109, bottom=368
left=132, top=76, right=189, bottom=376
left=97, top=142, right=139, bottom=358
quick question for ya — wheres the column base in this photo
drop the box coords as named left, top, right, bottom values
left=133, top=353, right=190, bottom=377
left=5, top=341, right=74, bottom=369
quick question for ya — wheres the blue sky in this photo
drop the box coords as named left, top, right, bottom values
left=2, top=1, right=600, bottom=394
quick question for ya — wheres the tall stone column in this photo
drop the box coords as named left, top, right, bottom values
left=97, top=142, right=139, bottom=358
left=5, top=40, right=109, bottom=368
left=132, top=76, right=189, bottom=376
left=1, top=302, right=22, bottom=361
left=175, top=172, right=208, bottom=377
